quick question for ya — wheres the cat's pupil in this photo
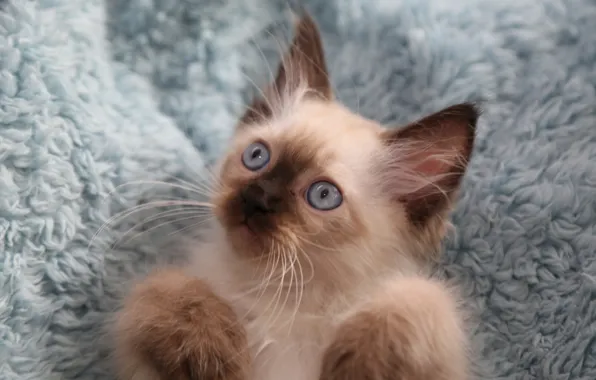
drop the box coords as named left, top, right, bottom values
left=320, top=189, right=329, bottom=199
left=251, top=148, right=261, bottom=159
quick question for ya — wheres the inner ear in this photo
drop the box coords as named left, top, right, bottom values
left=240, top=12, right=332, bottom=127
left=380, top=103, right=480, bottom=226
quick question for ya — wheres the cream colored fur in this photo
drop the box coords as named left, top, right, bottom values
left=185, top=99, right=467, bottom=380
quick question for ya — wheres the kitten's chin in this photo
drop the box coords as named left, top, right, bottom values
left=225, top=222, right=268, bottom=258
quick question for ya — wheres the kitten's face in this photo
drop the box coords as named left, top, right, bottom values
left=212, top=14, right=478, bottom=282
left=215, top=100, right=381, bottom=258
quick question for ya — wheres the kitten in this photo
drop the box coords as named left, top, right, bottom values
left=113, top=12, right=479, bottom=380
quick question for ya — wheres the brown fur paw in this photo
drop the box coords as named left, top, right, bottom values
left=114, top=268, right=250, bottom=380
left=319, top=277, right=467, bottom=380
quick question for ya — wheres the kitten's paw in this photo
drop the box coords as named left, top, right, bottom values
left=114, top=268, right=250, bottom=380
left=319, top=277, right=466, bottom=380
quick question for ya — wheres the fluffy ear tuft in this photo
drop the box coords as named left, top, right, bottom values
left=239, top=12, right=332, bottom=127
left=380, top=103, right=480, bottom=226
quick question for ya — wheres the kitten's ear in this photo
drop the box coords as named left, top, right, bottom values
left=381, top=103, right=479, bottom=226
left=240, top=13, right=332, bottom=126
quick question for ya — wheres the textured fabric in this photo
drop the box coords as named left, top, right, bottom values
left=1, top=0, right=596, bottom=379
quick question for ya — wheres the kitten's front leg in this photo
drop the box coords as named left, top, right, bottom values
left=320, top=277, right=467, bottom=380
left=113, top=268, right=250, bottom=380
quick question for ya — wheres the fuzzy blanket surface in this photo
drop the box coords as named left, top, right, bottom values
left=2, top=0, right=596, bottom=379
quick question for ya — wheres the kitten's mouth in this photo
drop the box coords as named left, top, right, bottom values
left=231, top=218, right=268, bottom=251
left=234, top=212, right=275, bottom=246
left=241, top=214, right=270, bottom=233
left=240, top=218, right=256, bottom=235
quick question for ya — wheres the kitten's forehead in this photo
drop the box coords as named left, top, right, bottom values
left=280, top=100, right=382, bottom=172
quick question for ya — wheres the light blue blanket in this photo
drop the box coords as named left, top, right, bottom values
left=2, top=0, right=596, bottom=379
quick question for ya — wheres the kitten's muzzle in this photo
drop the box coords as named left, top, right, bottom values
left=240, top=183, right=281, bottom=219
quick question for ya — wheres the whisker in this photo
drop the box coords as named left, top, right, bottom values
left=265, top=249, right=288, bottom=332
left=295, top=234, right=334, bottom=252
left=113, top=180, right=213, bottom=199
left=169, top=175, right=217, bottom=198
left=193, top=93, right=269, bottom=120
left=296, top=245, right=315, bottom=285
left=113, top=212, right=212, bottom=250
left=90, top=201, right=201, bottom=250
left=88, top=199, right=214, bottom=252
left=255, top=27, right=290, bottom=114
left=235, top=243, right=281, bottom=323
left=280, top=248, right=299, bottom=335
left=238, top=68, right=276, bottom=119
left=111, top=207, right=209, bottom=247
left=167, top=216, right=216, bottom=236
left=285, top=249, right=304, bottom=333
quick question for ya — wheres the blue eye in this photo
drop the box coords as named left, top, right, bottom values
left=306, top=181, right=343, bottom=210
left=242, top=142, right=270, bottom=171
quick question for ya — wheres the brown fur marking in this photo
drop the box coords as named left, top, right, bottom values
left=114, top=269, right=250, bottom=380
left=320, top=277, right=467, bottom=380
left=382, top=103, right=479, bottom=227
left=214, top=127, right=367, bottom=260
